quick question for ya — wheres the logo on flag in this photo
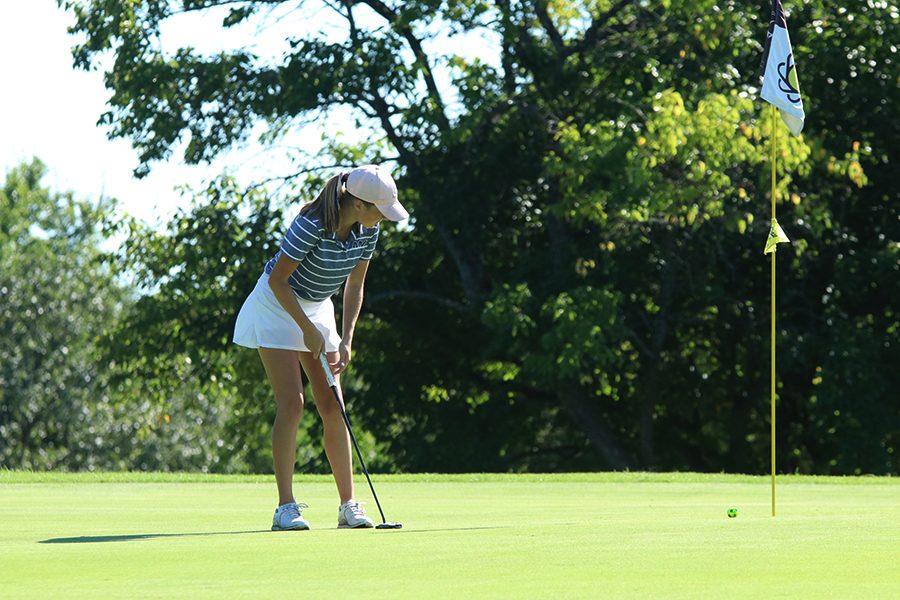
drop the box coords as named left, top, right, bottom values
left=760, top=0, right=805, bottom=135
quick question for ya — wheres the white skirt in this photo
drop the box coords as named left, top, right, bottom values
left=233, top=274, right=342, bottom=352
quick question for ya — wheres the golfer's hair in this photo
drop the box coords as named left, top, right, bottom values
left=299, top=172, right=352, bottom=232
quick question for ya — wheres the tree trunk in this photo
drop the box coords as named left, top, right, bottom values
left=639, top=384, right=657, bottom=469
left=642, top=230, right=680, bottom=468
left=558, top=383, right=629, bottom=470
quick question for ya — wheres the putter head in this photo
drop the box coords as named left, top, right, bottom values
left=376, top=522, right=403, bottom=529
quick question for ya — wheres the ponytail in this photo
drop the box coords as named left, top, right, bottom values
left=298, top=172, right=349, bottom=232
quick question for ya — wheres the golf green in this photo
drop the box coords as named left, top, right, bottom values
left=1, top=472, right=897, bottom=598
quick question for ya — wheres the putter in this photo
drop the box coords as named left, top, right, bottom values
left=319, top=353, right=402, bottom=529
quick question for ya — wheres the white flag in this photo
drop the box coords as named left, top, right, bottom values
left=760, top=0, right=805, bottom=135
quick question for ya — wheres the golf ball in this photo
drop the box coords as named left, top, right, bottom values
left=727, top=508, right=738, bottom=518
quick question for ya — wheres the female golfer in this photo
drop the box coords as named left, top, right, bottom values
left=233, top=165, right=407, bottom=530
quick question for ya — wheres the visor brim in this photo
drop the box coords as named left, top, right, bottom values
left=376, top=201, right=409, bottom=222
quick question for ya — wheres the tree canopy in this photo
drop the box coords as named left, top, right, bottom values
left=48, top=0, right=898, bottom=474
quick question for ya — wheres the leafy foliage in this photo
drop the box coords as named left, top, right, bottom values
left=53, top=0, right=899, bottom=474
left=0, top=160, right=256, bottom=471
left=0, top=160, right=117, bottom=468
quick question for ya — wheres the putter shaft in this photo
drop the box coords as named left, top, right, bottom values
left=319, top=354, right=393, bottom=526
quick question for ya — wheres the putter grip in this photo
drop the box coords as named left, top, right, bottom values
left=319, top=353, right=336, bottom=387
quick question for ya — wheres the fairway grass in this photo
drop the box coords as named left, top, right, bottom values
left=1, top=472, right=897, bottom=599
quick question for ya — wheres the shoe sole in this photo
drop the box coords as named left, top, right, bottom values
left=271, top=524, right=310, bottom=531
left=337, top=523, right=374, bottom=529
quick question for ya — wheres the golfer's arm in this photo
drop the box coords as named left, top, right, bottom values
left=342, top=260, right=369, bottom=344
left=268, top=254, right=317, bottom=335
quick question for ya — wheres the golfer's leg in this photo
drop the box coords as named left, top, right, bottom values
left=258, top=347, right=304, bottom=506
left=299, top=351, right=354, bottom=505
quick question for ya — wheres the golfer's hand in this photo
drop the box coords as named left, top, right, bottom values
left=333, top=341, right=352, bottom=375
left=303, top=327, right=325, bottom=357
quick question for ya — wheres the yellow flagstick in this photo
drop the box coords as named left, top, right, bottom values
left=770, top=104, right=777, bottom=518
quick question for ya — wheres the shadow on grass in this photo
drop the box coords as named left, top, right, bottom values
left=39, top=530, right=270, bottom=544
left=39, top=525, right=517, bottom=543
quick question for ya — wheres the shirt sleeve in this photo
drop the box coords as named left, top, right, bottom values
left=281, top=215, right=322, bottom=262
left=360, top=224, right=380, bottom=261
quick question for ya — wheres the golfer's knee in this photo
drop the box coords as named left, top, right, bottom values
left=276, top=394, right=304, bottom=423
left=314, top=389, right=340, bottom=419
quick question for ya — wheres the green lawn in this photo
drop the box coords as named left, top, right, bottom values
left=1, top=472, right=897, bottom=599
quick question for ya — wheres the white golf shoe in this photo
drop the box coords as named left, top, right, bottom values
left=272, top=502, right=310, bottom=531
left=337, top=500, right=374, bottom=529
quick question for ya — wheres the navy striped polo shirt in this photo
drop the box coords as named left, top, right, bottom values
left=263, top=213, right=379, bottom=301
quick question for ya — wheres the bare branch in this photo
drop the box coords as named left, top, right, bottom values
left=356, top=0, right=451, bottom=131
left=340, top=0, right=412, bottom=158
left=534, top=0, right=566, bottom=57
left=341, top=0, right=358, bottom=41
left=495, top=0, right=517, bottom=95
left=364, top=92, right=415, bottom=166
left=173, top=0, right=287, bottom=16
left=567, top=0, right=635, bottom=57
left=242, top=162, right=345, bottom=195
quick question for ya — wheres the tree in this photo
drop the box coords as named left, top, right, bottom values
left=0, top=160, right=254, bottom=472
left=101, top=178, right=319, bottom=473
left=61, top=1, right=899, bottom=473
left=0, top=159, right=121, bottom=468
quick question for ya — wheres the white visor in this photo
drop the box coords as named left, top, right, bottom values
left=346, top=165, right=409, bottom=221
